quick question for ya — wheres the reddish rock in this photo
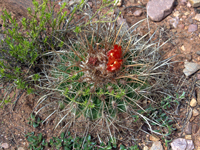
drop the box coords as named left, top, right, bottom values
left=178, top=24, right=185, bottom=29
left=133, top=9, right=143, bottom=17
left=147, top=0, right=175, bottom=21
left=188, top=24, right=198, bottom=32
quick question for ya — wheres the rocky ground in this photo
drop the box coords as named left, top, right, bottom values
left=1, top=0, right=200, bottom=150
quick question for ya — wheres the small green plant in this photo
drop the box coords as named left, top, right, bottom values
left=26, top=131, right=137, bottom=150
left=28, top=113, right=42, bottom=128
left=0, top=0, right=86, bottom=90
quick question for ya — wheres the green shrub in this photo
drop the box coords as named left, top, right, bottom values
left=0, top=0, right=86, bottom=91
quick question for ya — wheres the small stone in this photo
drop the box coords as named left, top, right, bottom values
left=88, top=2, right=93, bottom=7
left=143, top=146, right=149, bottom=150
left=189, top=0, right=200, bottom=7
left=188, top=24, right=198, bottom=32
left=196, top=51, right=200, bottom=56
left=187, top=1, right=192, bottom=7
left=196, top=87, right=200, bottom=105
left=186, top=54, right=192, bottom=61
left=185, top=134, right=192, bottom=140
left=133, top=10, right=143, bottom=17
left=173, top=11, right=180, bottom=17
left=183, top=62, right=200, bottom=77
left=1, top=143, right=9, bottom=149
left=117, top=0, right=122, bottom=6
left=18, top=147, right=25, bottom=150
left=181, top=45, right=186, bottom=51
left=150, top=141, right=163, bottom=150
left=192, top=108, right=199, bottom=116
left=178, top=24, right=185, bottom=29
left=147, top=0, right=175, bottom=21
left=193, top=14, right=200, bottom=21
left=185, top=122, right=192, bottom=135
left=149, top=135, right=160, bottom=141
left=190, top=98, right=197, bottom=107
left=171, top=138, right=187, bottom=150
left=184, top=11, right=190, bottom=16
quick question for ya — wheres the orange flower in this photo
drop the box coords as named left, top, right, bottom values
left=107, top=45, right=123, bottom=72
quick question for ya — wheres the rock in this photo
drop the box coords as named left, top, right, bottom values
left=196, top=87, right=200, bottom=105
left=1, top=143, right=9, bottom=149
left=190, top=98, right=197, bottom=107
left=178, top=24, right=185, bottom=29
left=186, top=54, right=192, bottom=61
left=143, top=146, right=149, bottom=150
left=196, top=51, right=200, bottom=56
left=169, top=17, right=179, bottom=28
left=170, top=138, right=194, bottom=150
left=150, top=141, right=163, bottom=150
left=189, top=0, right=200, bottom=7
left=181, top=45, right=186, bottom=51
left=183, top=62, right=200, bottom=77
left=117, top=0, right=122, bottom=6
left=187, top=1, right=192, bottom=7
left=133, top=10, right=143, bottom=17
left=185, top=134, right=192, bottom=140
left=149, top=135, right=160, bottom=141
left=18, top=147, right=24, bottom=150
left=185, top=122, right=192, bottom=135
left=193, top=14, right=200, bottom=21
left=188, top=24, right=198, bottom=32
left=147, top=0, right=175, bottom=21
left=192, top=108, right=199, bottom=116
left=88, top=2, right=93, bottom=7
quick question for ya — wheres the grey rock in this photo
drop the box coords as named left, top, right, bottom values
left=195, top=51, right=200, bottom=56
left=170, top=138, right=194, bottom=150
left=188, top=24, right=198, bottom=32
left=183, top=62, right=200, bottom=77
left=147, top=0, right=175, bottom=21
left=189, top=0, right=200, bottom=7
left=185, top=122, right=192, bottom=135
left=150, top=141, right=163, bottom=150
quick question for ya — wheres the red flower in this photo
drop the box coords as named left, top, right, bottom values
left=107, top=45, right=123, bottom=72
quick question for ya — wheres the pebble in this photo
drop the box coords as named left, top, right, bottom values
left=192, top=108, right=199, bottom=116
left=185, top=122, right=192, bottom=135
left=117, top=0, right=122, bottom=6
left=150, top=141, right=163, bottom=150
left=147, top=0, right=175, bottom=21
left=190, top=98, right=197, bottom=107
left=183, top=62, right=200, bottom=77
left=197, top=88, right=200, bottom=105
left=1, top=143, right=9, bottom=149
left=143, top=146, right=149, bottom=150
left=186, top=54, right=192, bottom=61
left=193, top=14, right=200, bottom=21
left=185, top=134, right=192, bottom=140
left=178, top=24, right=185, bottom=29
left=189, top=0, right=200, bottom=7
left=18, top=147, right=24, bottom=150
left=187, top=1, right=192, bottom=7
left=133, top=10, right=143, bottom=17
left=88, top=2, right=92, bottom=7
left=196, top=51, right=200, bottom=56
left=170, top=138, right=194, bottom=150
left=188, top=24, right=198, bottom=32
left=149, top=135, right=160, bottom=141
